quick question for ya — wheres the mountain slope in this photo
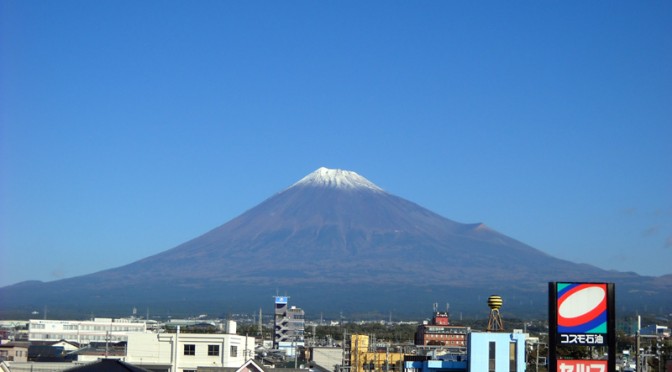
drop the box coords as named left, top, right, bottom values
left=0, top=167, right=669, bottom=318
left=97, top=168, right=586, bottom=285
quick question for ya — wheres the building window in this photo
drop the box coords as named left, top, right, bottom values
left=208, top=345, right=220, bottom=356
left=184, top=344, right=195, bottom=356
left=509, top=342, right=517, bottom=372
left=489, top=341, right=496, bottom=372
left=230, top=345, right=238, bottom=357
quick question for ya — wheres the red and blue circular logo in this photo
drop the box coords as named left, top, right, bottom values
left=557, top=283, right=607, bottom=334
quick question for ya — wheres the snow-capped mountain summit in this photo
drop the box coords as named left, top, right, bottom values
left=291, top=167, right=384, bottom=192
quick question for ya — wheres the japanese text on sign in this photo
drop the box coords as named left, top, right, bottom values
left=560, top=334, right=604, bottom=345
left=558, top=360, right=607, bottom=372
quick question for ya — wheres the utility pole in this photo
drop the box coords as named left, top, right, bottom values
left=385, top=346, right=389, bottom=372
left=637, top=315, right=642, bottom=372
left=312, top=324, right=317, bottom=347
left=258, top=308, right=263, bottom=338
left=636, top=330, right=641, bottom=372
left=105, top=331, right=110, bottom=358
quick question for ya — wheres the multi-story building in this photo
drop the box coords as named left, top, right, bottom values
left=640, top=324, right=670, bottom=338
left=63, top=326, right=252, bottom=372
left=467, top=331, right=527, bottom=372
left=348, top=334, right=406, bottom=372
left=404, top=331, right=527, bottom=372
left=28, top=318, right=147, bottom=344
left=273, top=296, right=305, bottom=356
left=118, top=330, right=254, bottom=371
left=414, top=312, right=469, bottom=350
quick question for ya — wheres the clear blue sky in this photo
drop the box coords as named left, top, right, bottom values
left=1, top=1, right=670, bottom=287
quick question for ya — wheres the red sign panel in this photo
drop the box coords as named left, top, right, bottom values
left=557, top=360, right=608, bottom=372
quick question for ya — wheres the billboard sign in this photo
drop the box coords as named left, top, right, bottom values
left=548, top=282, right=615, bottom=372
left=553, top=282, right=610, bottom=345
left=274, top=296, right=288, bottom=304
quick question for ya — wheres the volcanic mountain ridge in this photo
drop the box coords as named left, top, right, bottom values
left=0, top=167, right=668, bottom=318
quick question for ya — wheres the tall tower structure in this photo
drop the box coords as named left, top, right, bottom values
left=487, top=295, right=504, bottom=331
left=273, top=295, right=305, bottom=356
left=273, top=296, right=289, bottom=349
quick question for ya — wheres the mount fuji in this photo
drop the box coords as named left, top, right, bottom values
left=1, top=167, right=670, bottom=319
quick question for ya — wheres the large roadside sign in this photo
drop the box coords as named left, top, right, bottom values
left=549, top=282, right=615, bottom=372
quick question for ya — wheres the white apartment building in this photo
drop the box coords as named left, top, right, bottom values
left=28, top=318, right=147, bottom=344
left=114, top=331, right=254, bottom=372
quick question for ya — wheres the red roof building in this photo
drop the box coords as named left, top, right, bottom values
left=414, top=312, right=469, bottom=348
